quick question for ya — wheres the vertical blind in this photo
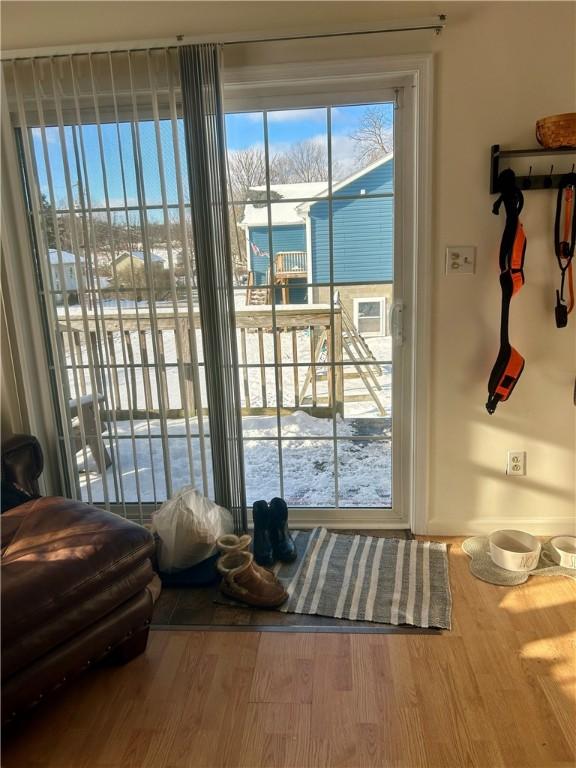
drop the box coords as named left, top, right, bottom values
left=3, top=48, right=246, bottom=530
left=179, top=45, right=246, bottom=531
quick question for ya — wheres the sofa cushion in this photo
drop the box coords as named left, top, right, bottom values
left=2, top=560, right=155, bottom=680
left=1, top=497, right=154, bottom=646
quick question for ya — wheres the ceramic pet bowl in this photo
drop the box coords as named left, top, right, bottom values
left=489, top=530, right=541, bottom=572
left=549, top=536, right=576, bottom=570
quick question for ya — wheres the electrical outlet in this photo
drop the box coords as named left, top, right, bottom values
left=446, top=246, right=476, bottom=274
left=506, top=451, right=526, bottom=476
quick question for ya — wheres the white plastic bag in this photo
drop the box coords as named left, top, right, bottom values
left=152, top=486, right=233, bottom=572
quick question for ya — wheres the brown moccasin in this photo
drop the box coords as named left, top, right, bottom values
left=216, top=534, right=277, bottom=583
left=217, top=551, right=288, bottom=608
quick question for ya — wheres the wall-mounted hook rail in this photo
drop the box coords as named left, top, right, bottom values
left=490, top=144, right=576, bottom=194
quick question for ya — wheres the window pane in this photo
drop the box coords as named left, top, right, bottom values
left=337, top=439, right=391, bottom=507
left=244, top=439, right=280, bottom=507
left=267, top=107, right=328, bottom=196
left=331, top=102, right=394, bottom=193
left=282, top=438, right=335, bottom=507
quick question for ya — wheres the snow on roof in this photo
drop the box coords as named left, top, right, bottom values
left=48, top=249, right=82, bottom=265
left=240, top=155, right=393, bottom=229
left=240, top=182, right=327, bottom=228
left=296, top=154, right=394, bottom=214
left=118, top=250, right=165, bottom=264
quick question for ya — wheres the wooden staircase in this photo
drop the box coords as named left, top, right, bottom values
left=246, top=271, right=270, bottom=305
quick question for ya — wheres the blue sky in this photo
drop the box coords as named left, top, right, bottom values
left=225, top=105, right=379, bottom=150
left=32, top=103, right=393, bottom=213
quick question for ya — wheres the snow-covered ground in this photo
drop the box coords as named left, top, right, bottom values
left=59, top=298, right=393, bottom=509
left=78, top=411, right=391, bottom=509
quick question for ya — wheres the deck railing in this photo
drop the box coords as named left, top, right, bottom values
left=275, top=251, right=307, bottom=274
left=56, top=304, right=344, bottom=420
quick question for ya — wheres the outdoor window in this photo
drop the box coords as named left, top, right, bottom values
left=354, top=297, right=387, bottom=337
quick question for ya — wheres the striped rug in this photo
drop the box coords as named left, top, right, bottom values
left=275, top=528, right=451, bottom=629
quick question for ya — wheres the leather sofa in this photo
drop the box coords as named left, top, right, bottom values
left=1, top=435, right=156, bottom=724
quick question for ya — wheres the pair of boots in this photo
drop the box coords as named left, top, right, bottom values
left=216, top=534, right=288, bottom=608
left=252, top=498, right=297, bottom=567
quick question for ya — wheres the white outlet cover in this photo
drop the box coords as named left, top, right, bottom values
left=506, top=450, right=527, bottom=476
left=446, top=246, right=476, bottom=274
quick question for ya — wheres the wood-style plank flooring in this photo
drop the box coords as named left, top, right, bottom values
left=3, top=539, right=575, bottom=768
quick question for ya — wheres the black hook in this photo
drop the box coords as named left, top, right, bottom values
left=522, top=165, right=533, bottom=190
left=543, top=164, right=554, bottom=189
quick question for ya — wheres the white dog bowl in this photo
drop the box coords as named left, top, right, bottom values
left=489, top=530, right=541, bottom=572
left=549, top=536, right=576, bottom=569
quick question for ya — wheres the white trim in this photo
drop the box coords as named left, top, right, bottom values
left=245, top=227, right=252, bottom=274
left=353, top=296, right=388, bottom=337
left=226, top=53, right=434, bottom=532
left=306, top=216, right=313, bottom=304
left=427, top=517, right=576, bottom=537
left=409, top=54, right=434, bottom=535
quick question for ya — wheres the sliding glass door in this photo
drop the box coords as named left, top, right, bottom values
left=6, top=50, right=414, bottom=527
left=5, top=51, right=212, bottom=521
left=225, top=85, right=410, bottom=524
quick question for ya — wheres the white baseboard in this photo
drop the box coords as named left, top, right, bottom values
left=426, top=517, right=576, bottom=537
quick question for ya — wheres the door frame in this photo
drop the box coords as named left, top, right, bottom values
left=2, top=54, right=433, bottom=533
left=224, top=54, right=433, bottom=532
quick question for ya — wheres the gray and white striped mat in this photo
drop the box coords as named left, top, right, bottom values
left=275, top=528, right=452, bottom=629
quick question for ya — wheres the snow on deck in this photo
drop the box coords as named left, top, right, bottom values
left=78, top=411, right=391, bottom=509
left=60, top=298, right=393, bottom=510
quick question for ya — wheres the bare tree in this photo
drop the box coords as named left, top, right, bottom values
left=226, top=147, right=271, bottom=281
left=227, top=146, right=268, bottom=200
left=280, top=139, right=327, bottom=183
left=349, top=106, right=393, bottom=165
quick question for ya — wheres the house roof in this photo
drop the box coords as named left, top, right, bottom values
left=240, top=182, right=327, bottom=228
left=117, top=250, right=165, bottom=264
left=48, top=249, right=83, bottom=265
left=296, top=154, right=394, bottom=214
left=240, top=155, right=393, bottom=229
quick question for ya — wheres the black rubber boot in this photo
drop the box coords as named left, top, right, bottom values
left=269, top=497, right=297, bottom=563
left=252, top=500, right=275, bottom=567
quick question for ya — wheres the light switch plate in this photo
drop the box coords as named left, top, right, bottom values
left=446, top=246, right=476, bottom=274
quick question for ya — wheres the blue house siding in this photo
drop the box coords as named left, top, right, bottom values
left=248, top=224, right=307, bottom=303
left=311, top=159, right=394, bottom=284
left=310, top=196, right=394, bottom=283
left=334, top=159, right=394, bottom=197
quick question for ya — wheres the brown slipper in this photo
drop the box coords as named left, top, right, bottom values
left=217, top=551, right=288, bottom=608
left=217, top=534, right=252, bottom=553
left=216, top=534, right=277, bottom=583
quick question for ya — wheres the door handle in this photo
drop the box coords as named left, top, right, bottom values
left=389, top=300, right=404, bottom=346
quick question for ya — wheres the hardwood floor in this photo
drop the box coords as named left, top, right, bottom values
left=3, top=539, right=575, bottom=768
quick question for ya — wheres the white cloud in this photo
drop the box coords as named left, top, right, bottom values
left=246, top=108, right=327, bottom=125
left=32, top=126, right=60, bottom=146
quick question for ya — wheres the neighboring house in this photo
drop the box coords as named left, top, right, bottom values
left=49, top=249, right=84, bottom=304
left=114, top=250, right=166, bottom=278
left=240, top=155, right=394, bottom=335
left=114, top=250, right=168, bottom=300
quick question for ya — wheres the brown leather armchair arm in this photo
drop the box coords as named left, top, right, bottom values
left=1, top=433, right=44, bottom=497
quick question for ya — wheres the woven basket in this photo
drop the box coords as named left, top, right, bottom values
left=536, top=113, right=576, bottom=149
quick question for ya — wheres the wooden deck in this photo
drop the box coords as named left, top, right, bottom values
left=55, top=303, right=387, bottom=421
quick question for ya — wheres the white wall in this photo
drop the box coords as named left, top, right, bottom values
left=2, top=1, right=575, bottom=533
left=223, top=2, right=576, bottom=535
